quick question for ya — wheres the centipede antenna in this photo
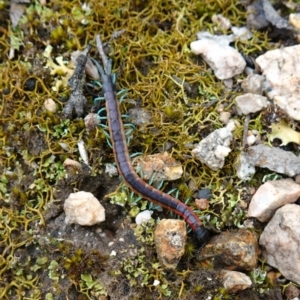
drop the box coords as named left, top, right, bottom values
left=130, top=152, right=143, bottom=158
left=96, top=34, right=110, bottom=74
left=96, top=107, right=107, bottom=116
left=90, top=57, right=105, bottom=77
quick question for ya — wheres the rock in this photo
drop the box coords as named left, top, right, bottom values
left=220, top=270, right=252, bottom=293
left=211, top=14, right=232, bottom=30
left=289, top=13, right=300, bottom=30
left=248, top=179, right=300, bottom=222
left=105, top=163, right=118, bottom=177
left=154, top=219, right=186, bottom=269
left=199, top=229, right=260, bottom=271
left=235, top=93, right=269, bottom=115
left=246, top=1, right=270, bottom=30
left=195, top=198, right=209, bottom=210
left=285, top=284, right=300, bottom=299
left=44, top=98, right=57, bottom=113
left=192, top=127, right=233, bottom=171
left=64, top=191, right=105, bottom=226
left=128, top=107, right=153, bottom=127
left=231, top=26, right=253, bottom=41
left=246, top=130, right=261, bottom=146
left=84, top=113, right=101, bottom=131
left=245, top=144, right=300, bottom=177
left=190, top=38, right=246, bottom=80
left=135, top=210, right=153, bottom=225
left=241, top=74, right=265, bottom=95
left=63, top=158, right=82, bottom=174
left=219, top=111, right=231, bottom=124
left=260, top=204, right=300, bottom=285
left=132, top=152, right=183, bottom=182
left=235, top=151, right=256, bottom=180
left=256, top=45, right=300, bottom=121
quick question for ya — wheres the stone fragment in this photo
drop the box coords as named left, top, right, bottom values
left=220, top=270, right=252, bottom=294
left=195, top=198, right=209, bottom=210
left=247, top=1, right=269, bottom=30
left=192, top=128, right=232, bottom=171
left=84, top=113, right=101, bottom=131
left=284, top=284, right=300, bottom=299
left=241, top=74, right=265, bottom=95
left=235, top=151, right=256, bottom=180
left=132, top=152, right=183, bottom=182
left=44, top=98, right=57, bottom=113
left=190, top=38, right=246, bottom=80
left=211, top=14, right=232, bottom=30
left=256, top=45, right=300, bottom=121
left=63, top=158, right=82, bottom=174
left=135, top=210, right=153, bottom=225
left=235, top=93, right=269, bottom=115
left=248, top=179, right=300, bottom=222
left=245, top=144, right=300, bottom=177
left=260, top=204, right=300, bottom=285
left=289, top=13, right=300, bottom=30
left=128, top=107, right=153, bottom=127
left=154, top=219, right=186, bottom=269
left=64, top=191, right=105, bottom=226
left=199, top=229, right=260, bottom=271
left=219, top=111, right=231, bottom=124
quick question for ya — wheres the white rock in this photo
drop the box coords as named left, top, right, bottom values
left=64, top=191, right=105, bottom=226
left=248, top=179, right=300, bottom=222
left=289, top=13, right=300, bottom=30
left=105, top=163, right=118, bottom=177
left=219, top=111, right=231, bottom=124
left=246, top=135, right=256, bottom=146
left=260, top=204, right=300, bottom=285
left=226, top=119, right=239, bottom=132
left=135, top=210, right=153, bottom=225
left=44, top=98, right=57, bottom=113
left=221, top=270, right=252, bottom=293
left=211, top=14, right=232, bottom=30
left=235, top=93, right=269, bottom=115
left=231, top=26, right=253, bottom=41
left=192, top=127, right=232, bottom=171
left=235, top=151, right=256, bottom=180
left=153, top=279, right=160, bottom=286
left=256, top=45, right=300, bottom=121
left=190, top=39, right=246, bottom=80
left=241, top=74, right=265, bottom=95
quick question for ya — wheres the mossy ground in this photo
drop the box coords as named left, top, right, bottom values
left=0, top=0, right=295, bottom=299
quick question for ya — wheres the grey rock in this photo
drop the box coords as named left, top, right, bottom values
left=246, top=144, right=300, bottom=177
left=235, top=93, right=269, bottom=115
left=260, top=204, right=300, bottom=285
left=192, top=128, right=232, bottom=171
left=241, top=74, right=265, bottom=95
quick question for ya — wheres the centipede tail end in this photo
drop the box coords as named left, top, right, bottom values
left=195, top=227, right=210, bottom=248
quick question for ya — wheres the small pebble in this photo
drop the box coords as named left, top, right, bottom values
left=44, top=98, right=57, bottom=113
